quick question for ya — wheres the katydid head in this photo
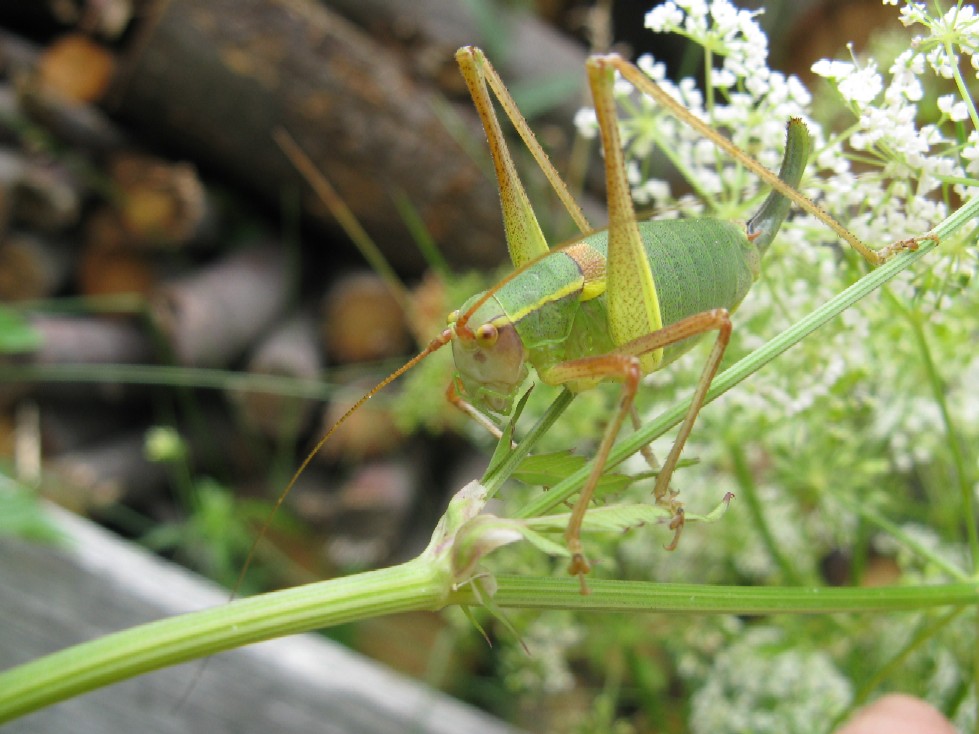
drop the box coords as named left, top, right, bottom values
left=449, top=292, right=528, bottom=415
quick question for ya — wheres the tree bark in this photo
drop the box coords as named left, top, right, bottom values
left=108, top=0, right=509, bottom=272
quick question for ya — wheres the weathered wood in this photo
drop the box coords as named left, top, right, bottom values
left=291, top=458, right=419, bottom=568
left=0, top=149, right=81, bottom=251
left=149, top=244, right=290, bottom=368
left=0, top=26, right=40, bottom=79
left=78, top=210, right=157, bottom=297
left=22, top=313, right=154, bottom=366
left=0, top=500, right=524, bottom=734
left=0, top=230, right=72, bottom=301
left=313, top=377, right=405, bottom=463
left=231, top=311, right=321, bottom=440
left=37, top=397, right=142, bottom=455
left=0, top=314, right=155, bottom=408
left=330, top=0, right=589, bottom=123
left=320, top=270, right=411, bottom=364
left=0, top=83, right=21, bottom=146
left=0, top=146, right=28, bottom=232
left=51, top=0, right=135, bottom=40
left=36, top=33, right=115, bottom=103
left=18, top=79, right=130, bottom=156
left=43, top=431, right=168, bottom=511
left=108, top=0, right=508, bottom=272
left=1, top=29, right=128, bottom=154
left=327, top=0, right=607, bottom=229
left=107, top=151, right=219, bottom=249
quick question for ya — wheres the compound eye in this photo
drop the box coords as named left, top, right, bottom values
left=447, top=310, right=460, bottom=325
left=475, top=323, right=498, bottom=346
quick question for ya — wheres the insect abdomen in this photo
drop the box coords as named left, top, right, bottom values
left=642, top=218, right=758, bottom=319
left=641, top=217, right=758, bottom=365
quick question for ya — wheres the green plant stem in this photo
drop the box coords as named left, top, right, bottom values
left=851, top=605, right=966, bottom=708
left=836, top=491, right=970, bottom=581
left=3, top=202, right=975, bottom=725
left=483, top=387, right=575, bottom=494
left=728, top=440, right=805, bottom=585
left=475, top=577, right=979, bottom=612
left=904, top=300, right=978, bottom=569
left=2, top=562, right=976, bottom=724
left=516, top=196, right=979, bottom=519
left=0, top=558, right=450, bottom=723
left=0, top=363, right=335, bottom=400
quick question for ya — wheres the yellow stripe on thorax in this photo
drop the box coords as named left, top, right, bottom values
left=498, top=243, right=607, bottom=325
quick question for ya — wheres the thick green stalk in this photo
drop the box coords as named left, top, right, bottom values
left=0, top=558, right=449, bottom=723
left=472, top=576, right=979, bottom=613
left=4, top=563, right=976, bottom=724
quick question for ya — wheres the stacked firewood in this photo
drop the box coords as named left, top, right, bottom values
left=0, top=0, right=596, bottom=579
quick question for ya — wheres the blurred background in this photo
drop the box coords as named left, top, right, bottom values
left=0, top=1, right=953, bottom=732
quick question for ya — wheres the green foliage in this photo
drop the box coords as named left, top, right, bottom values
left=3, top=2, right=978, bottom=731
left=0, top=307, right=41, bottom=354
left=0, top=470, right=62, bottom=543
left=481, top=1, right=979, bottom=731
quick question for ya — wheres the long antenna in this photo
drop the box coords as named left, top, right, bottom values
left=231, top=329, right=453, bottom=596
left=274, top=128, right=411, bottom=312
left=228, top=131, right=467, bottom=595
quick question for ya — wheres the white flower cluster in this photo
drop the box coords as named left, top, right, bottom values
left=568, top=2, right=979, bottom=727
left=687, top=626, right=853, bottom=734
left=574, top=0, right=979, bottom=536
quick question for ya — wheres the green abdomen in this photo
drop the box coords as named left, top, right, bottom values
left=500, top=217, right=760, bottom=377
left=640, top=218, right=757, bottom=322
left=639, top=218, right=758, bottom=365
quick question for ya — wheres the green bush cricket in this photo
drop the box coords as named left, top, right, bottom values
left=271, top=46, right=926, bottom=594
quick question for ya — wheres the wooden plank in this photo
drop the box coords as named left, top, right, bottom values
left=0, top=502, right=522, bottom=734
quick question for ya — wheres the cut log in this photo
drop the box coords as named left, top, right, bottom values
left=18, top=79, right=129, bottom=156
left=0, top=147, right=28, bottom=234
left=49, top=0, right=135, bottom=40
left=0, top=230, right=72, bottom=301
left=78, top=208, right=157, bottom=297
left=10, top=154, right=83, bottom=232
left=107, top=0, right=508, bottom=272
left=1, top=29, right=127, bottom=154
left=312, top=377, right=404, bottom=464
left=149, top=243, right=291, bottom=367
left=17, top=313, right=154, bottom=366
left=37, top=397, right=142, bottom=455
left=35, top=33, right=115, bottom=104
left=0, top=27, right=41, bottom=80
left=288, top=457, right=418, bottom=568
left=107, top=152, right=218, bottom=250
left=329, top=0, right=589, bottom=123
left=0, top=84, right=24, bottom=147
left=320, top=271, right=411, bottom=365
left=0, top=314, right=154, bottom=408
left=43, top=431, right=168, bottom=512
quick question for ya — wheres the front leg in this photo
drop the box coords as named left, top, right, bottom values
left=545, top=308, right=732, bottom=593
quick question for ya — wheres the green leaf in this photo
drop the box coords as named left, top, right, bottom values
left=0, top=308, right=41, bottom=354
left=513, top=451, right=638, bottom=496
left=484, top=389, right=529, bottom=480
left=527, top=493, right=734, bottom=536
left=0, top=472, right=63, bottom=543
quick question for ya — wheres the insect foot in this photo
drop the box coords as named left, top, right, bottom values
left=876, top=233, right=940, bottom=262
left=566, top=537, right=593, bottom=595
left=663, top=507, right=686, bottom=551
